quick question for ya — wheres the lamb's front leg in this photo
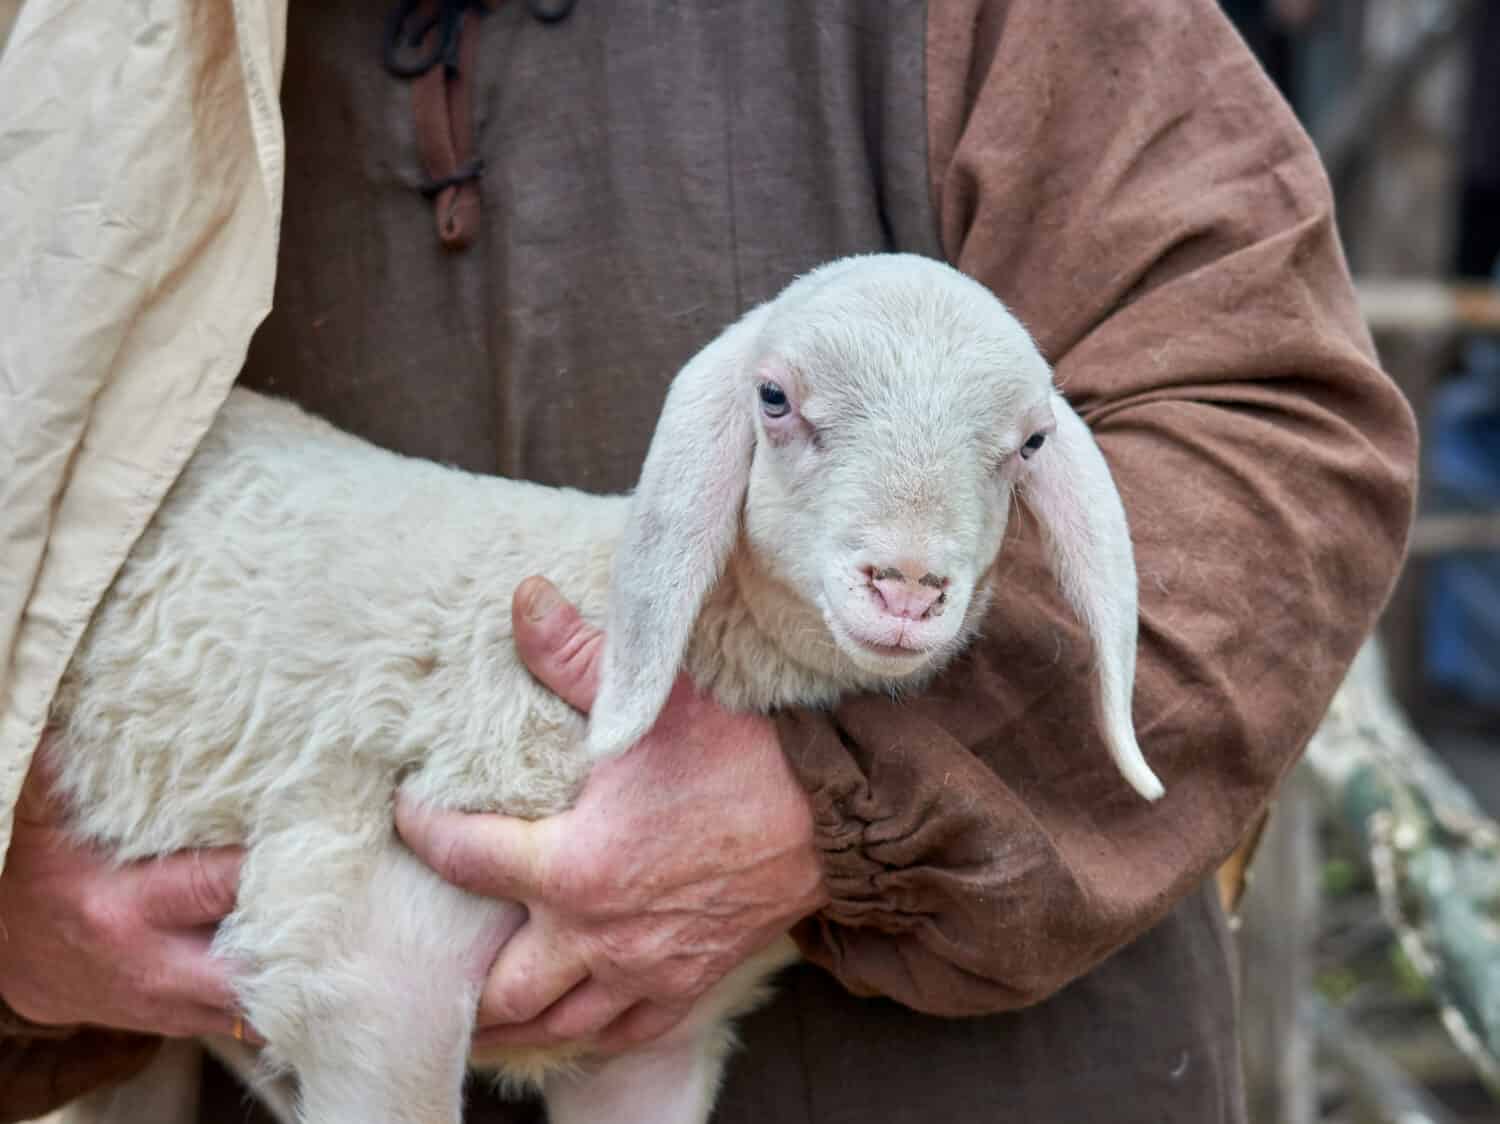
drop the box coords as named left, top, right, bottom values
left=224, top=831, right=519, bottom=1124
left=541, top=1021, right=736, bottom=1124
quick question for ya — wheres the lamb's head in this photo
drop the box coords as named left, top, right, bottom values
left=738, top=258, right=1052, bottom=683
left=588, top=254, right=1164, bottom=802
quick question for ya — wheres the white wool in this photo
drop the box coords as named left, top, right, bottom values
left=48, top=254, right=1161, bottom=1124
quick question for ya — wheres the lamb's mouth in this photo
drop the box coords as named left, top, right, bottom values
left=848, top=635, right=926, bottom=659
left=824, top=612, right=941, bottom=674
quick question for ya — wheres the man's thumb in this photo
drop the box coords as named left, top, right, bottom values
left=512, top=576, right=603, bottom=712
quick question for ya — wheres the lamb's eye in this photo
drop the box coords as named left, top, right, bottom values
left=1019, top=432, right=1046, bottom=460
left=758, top=382, right=791, bottom=418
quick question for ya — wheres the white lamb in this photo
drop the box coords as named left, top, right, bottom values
left=44, top=254, right=1163, bottom=1124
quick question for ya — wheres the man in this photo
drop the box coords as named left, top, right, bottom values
left=0, top=2, right=1416, bottom=1121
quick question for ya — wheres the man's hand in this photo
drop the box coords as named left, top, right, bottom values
left=397, top=577, right=828, bottom=1054
left=0, top=750, right=249, bottom=1038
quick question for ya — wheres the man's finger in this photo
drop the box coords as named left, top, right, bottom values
left=474, top=980, right=632, bottom=1050
left=395, top=792, right=551, bottom=900
left=210, top=1010, right=266, bottom=1046
left=158, top=935, right=240, bottom=1009
left=152, top=935, right=265, bottom=1044
left=593, top=1000, right=687, bottom=1054
left=511, top=576, right=603, bottom=712
left=139, top=848, right=243, bottom=928
left=476, top=916, right=589, bottom=1028
left=150, top=999, right=265, bottom=1045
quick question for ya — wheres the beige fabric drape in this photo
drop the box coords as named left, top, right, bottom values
left=0, top=0, right=287, bottom=873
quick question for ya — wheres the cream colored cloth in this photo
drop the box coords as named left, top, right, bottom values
left=0, top=0, right=286, bottom=872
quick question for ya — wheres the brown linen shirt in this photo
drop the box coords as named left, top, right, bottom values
left=0, top=1, right=1416, bottom=1121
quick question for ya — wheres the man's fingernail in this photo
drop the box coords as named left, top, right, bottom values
left=523, top=579, right=562, bottom=622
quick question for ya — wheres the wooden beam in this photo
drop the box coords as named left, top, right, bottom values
left=1409, top=513, right=1500, bottom=556
left=1358, top=279, right=1500, bottom=334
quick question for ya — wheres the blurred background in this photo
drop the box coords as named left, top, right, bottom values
left=1216, top=3, right=1500, bottom=1123
left=1, top=1, right=1497, bottom=1121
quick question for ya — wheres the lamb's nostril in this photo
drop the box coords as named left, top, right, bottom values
left=864, top=565, right=949, bottom=620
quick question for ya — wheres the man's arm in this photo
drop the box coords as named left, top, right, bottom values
left=775, top=0, right=1417, bottom=1012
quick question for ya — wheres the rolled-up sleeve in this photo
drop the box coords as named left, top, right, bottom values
left=777, top=0, right=1418, bottom=1015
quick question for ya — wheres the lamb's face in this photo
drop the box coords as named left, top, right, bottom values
left=742, top=265, right=1057, bottom=680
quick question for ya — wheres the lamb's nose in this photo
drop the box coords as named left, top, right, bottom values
left=864, top=564, right=949, bottom=620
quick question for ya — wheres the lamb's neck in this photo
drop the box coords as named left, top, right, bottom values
left=683, top=545, right=899, bottom=713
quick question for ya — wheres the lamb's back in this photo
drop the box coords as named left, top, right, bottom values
left=51, top=389, right=625, bottom=858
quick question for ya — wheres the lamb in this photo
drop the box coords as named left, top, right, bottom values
left=44, top=253, right=1164, bottom=1124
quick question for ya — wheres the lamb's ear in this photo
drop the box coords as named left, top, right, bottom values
left=585, top=305, right=772, bottom=761
left=1021, top=392, right=1164, bottom=801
